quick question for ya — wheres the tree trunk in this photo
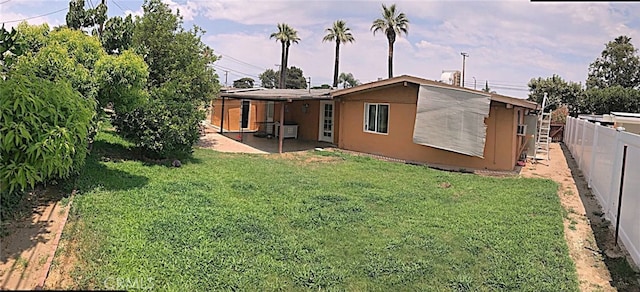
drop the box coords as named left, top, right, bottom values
left=333, top=41, right=340, bottom=88
left=283, top=42, right=290, bottom=89
left=388, top=39, right=394, bottom=79
left=279, top=41, right=286, bottom=89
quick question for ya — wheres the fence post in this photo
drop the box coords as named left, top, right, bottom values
left=578, top=120, right=588, bottom=168
left=567, top=117, right=574, bottom=149
left=571, top=118, right=580, bottom=155
left=564, top=118, right=570, bottom=145
left=606, top=129, right=624, bottom=218
left=588, top=122, right=600, bottom=188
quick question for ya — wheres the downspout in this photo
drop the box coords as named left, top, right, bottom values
left=220, top=96, right=225, bottom=134
left=279, top=101, right=285, bottom=154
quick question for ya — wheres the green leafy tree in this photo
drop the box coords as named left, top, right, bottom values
left=270, top=23, right=300, bottom=89
left=0, top=25, right=24, bottom=72
left=233, top=77, right=254, bottom=88
left=66, top=0, right=107, bottom=34
left=13, top=43, right=96, bottom=102
left=259, top=68, right=278, bottom=88
left=311, top=84, right=331, bottom=89
left=338, top=72, right=360, bottom=88
left=527, top=74, right=583, bottom=115
left=116, top=0, right=219, bottom=157
left=94, top=49, right=149, bottom=113
left=12, top=27, right=109, bottom=147
left=586, top=36, right=640, bottom=89
left=100, top=14, right=134, bottom=54
left=323, top=20, right=355, bottom=88
left=258, top=67, right=306, bottom=89
left=48, top=28, right=105, bottom=71
left=285, top=66, right=307, bottom=89
left=14, top=22, right=49, bottom=54
left=371, top=3, right=409, bottom=79
left=0, top=74, right=95, bottom=193
left=578, top=86, right=640, bottom=114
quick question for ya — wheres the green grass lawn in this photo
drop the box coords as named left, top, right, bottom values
left=63, top=130, right=578, bottom=291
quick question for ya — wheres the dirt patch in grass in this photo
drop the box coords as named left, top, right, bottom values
left=0, top=187, right=70, bottom=290
left=265, top=150, right=345, bottom=166
left=521, top=143, right=640, bottom=291
left=43, top=218, right=82, bottom=290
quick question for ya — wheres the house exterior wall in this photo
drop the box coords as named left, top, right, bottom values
left=336, top=83, right=520, bottom=170
left=285, top=100, right=321, bottom=141
left=210, top=98, right=267, bottom=132
left=614, top=122, right=640, bottom=135
left=281, top=100, right=340, bottom=144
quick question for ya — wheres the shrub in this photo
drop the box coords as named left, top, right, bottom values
left=112, top=88, right=205, bottom=158
left=94, top=49, right=149, bottom=113
left=551, top=106, right=568, bottom=124
left=0, top=74, right=95, bottom=193
left=116, top=0, right=218, bottom=158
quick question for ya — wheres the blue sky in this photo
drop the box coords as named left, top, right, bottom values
left=2, top=0, right=639, bottom=98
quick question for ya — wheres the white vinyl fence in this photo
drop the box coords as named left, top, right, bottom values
left=565, top=116, right=640, bottom=266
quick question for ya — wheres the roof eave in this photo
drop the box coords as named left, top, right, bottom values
left=332, top=75, right=539, bottom=110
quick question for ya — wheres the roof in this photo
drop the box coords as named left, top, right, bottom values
left=220, top=88, right=332, bottom=101
left=611, top=112, right=640, bottom=118
left=332, top=75, right=539, bottom=110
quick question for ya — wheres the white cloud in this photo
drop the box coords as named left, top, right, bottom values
left=4, top=0, right=640, bottom=98
left=162, top=0, right=198, bottom=21
left=0, top=11, right=61, bottom=29
left=124, top=8, right=144, bottom=19
left=198, top=0, right=334, bottom=26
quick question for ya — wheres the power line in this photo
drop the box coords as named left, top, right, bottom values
left=87, top=0, right=95, bottom=10
left=2, top=7, right=69, bottom=24
left=217, top=51, right=266, bottom=71
left=0, top=0, right=12, bottom=5
left=210, top=64, right=261, bottom=80
left=463, top=80, right=529, bottom=90
left=111, top=0, right=127, bottom=13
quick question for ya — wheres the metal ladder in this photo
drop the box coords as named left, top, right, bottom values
left=534, top=93, right=551, bottom=161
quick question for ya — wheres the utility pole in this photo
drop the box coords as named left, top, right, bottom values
left=472, top=76, right=476, bottom=90
left=224, top=71, right=229, bottom=87
left=275, top=64, right=282, bottom=89
left=307, top=76, right=311, bottom=92
left=460, top=52, right=468, bottom=88
left=98, top=0, right=106, bottom=37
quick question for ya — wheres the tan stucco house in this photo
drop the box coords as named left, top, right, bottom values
left=210, top=75, right=538, bottom=171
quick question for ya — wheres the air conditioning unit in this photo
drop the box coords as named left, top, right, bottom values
left=517, top=124, right=527, bottom=136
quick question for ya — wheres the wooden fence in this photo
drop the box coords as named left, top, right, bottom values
left=550, top=123, right=564, bottom=142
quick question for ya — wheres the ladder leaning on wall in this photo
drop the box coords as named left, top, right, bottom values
left=534, top=93, right=552, bottom=161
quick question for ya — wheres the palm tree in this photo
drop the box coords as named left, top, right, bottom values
left=371, top=3, right=409, bottom=78
left=270, top=23, right=300, bottom=89
left=322, top=20, right=355, bottom=88
left=338, top=72, right=360, bottom=89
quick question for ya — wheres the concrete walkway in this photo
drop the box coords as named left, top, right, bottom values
left=198, top=131, right=268, bottom=154
left=198, top=124, right=334, bottom=154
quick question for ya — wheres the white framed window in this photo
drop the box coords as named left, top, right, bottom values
left=517, top=124, right=527, bottom=136
left=364, top=103, right=389, bottom=134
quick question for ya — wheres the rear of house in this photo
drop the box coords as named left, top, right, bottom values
left=212, top=76, right=537, bottom=171
left=333, top=76, right=538, bottom=171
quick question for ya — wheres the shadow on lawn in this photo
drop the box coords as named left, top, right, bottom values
left=75, top=155, right=150, bottom=192
left=90, top=132, right=202, bottom=167
left=561, top=143, right=640, bottom=291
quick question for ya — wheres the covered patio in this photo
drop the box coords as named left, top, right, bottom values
left=211, top=88, right=335, bottom=154
left=199, top=124, right=334, bottom=154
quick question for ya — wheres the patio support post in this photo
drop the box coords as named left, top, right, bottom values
left=220, top=96, right=225, bottom=134
left=279, top=101, right=285, bottom=154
